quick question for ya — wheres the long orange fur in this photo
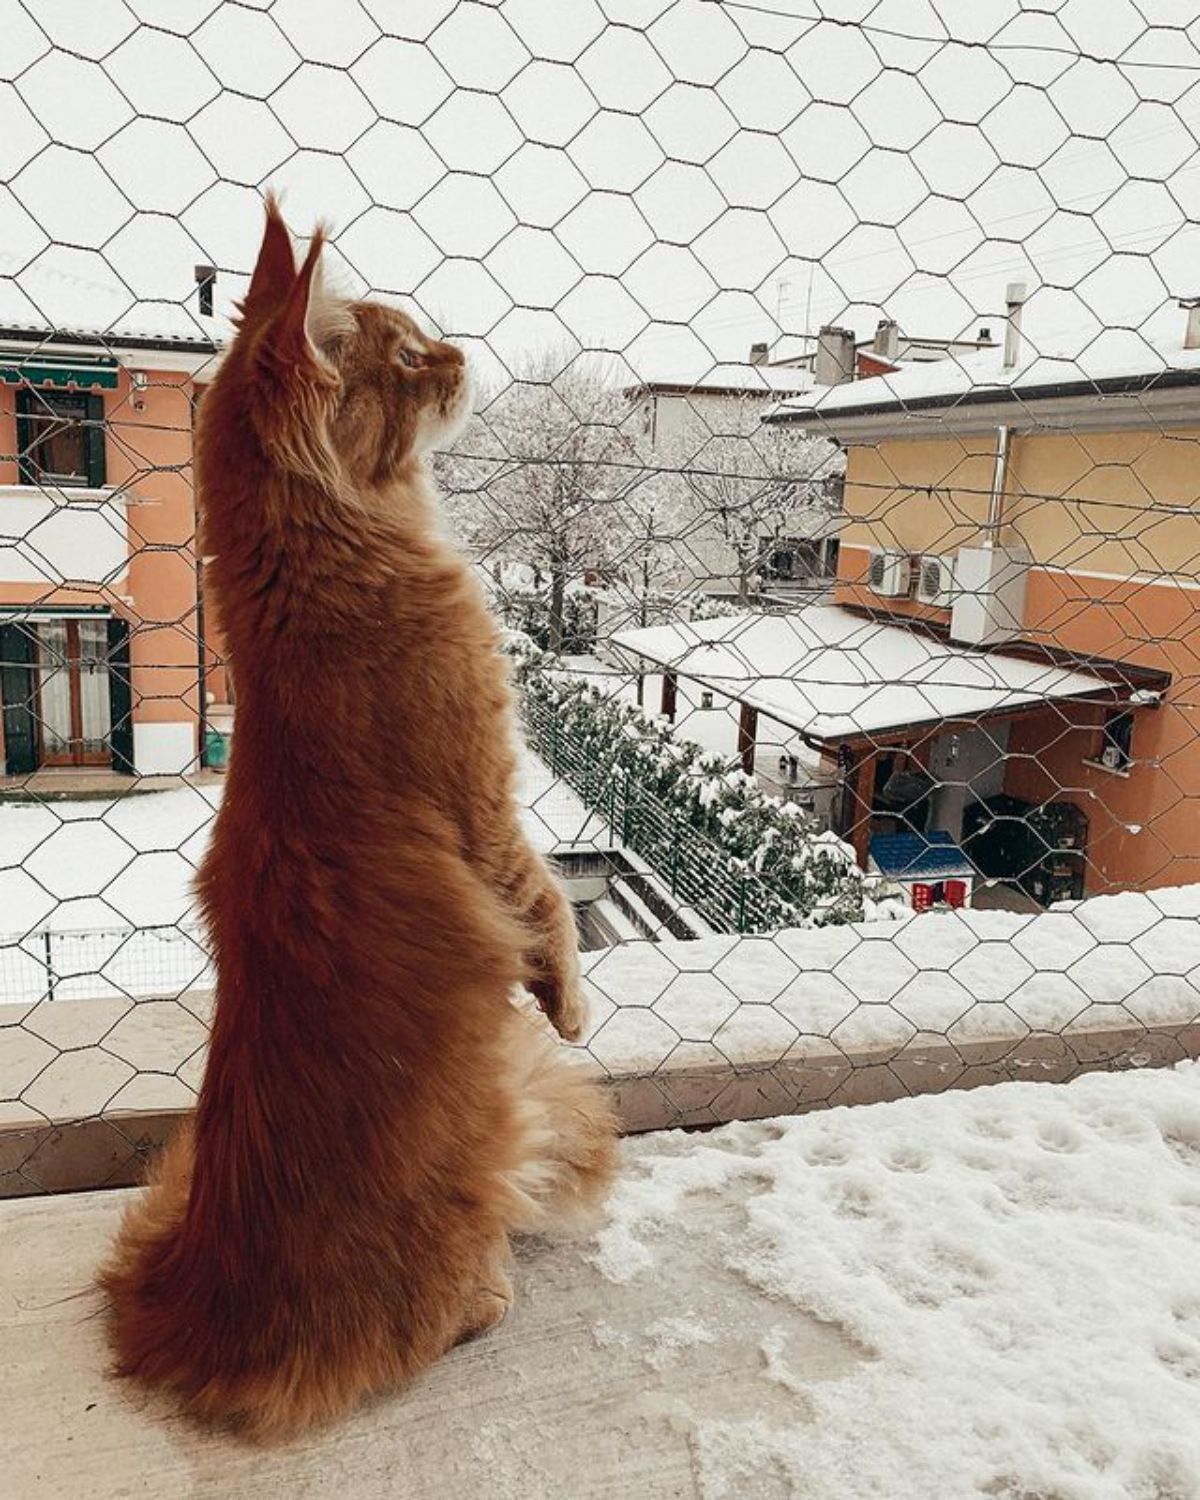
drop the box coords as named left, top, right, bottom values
left=99, top=200, right=616, bottom=1441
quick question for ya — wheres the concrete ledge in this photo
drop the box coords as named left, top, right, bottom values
left=4, top=993, right=1198, bottom=1194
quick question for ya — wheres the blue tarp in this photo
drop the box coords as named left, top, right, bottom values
left=870, top=830, right=975, bottom=881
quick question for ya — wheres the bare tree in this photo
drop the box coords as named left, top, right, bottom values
left=437, top=352, right=634, bottom=651
left=660, top=405, right=843, bottom=604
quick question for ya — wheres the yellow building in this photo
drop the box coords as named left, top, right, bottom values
left=766, top=312, right=1200, bottom=898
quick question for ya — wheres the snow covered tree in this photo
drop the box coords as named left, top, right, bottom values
left=650, top=404, right=844, bottom=603
left=437, top=352, right=637, bottom=652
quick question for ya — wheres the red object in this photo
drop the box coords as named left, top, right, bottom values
left=910, top=882, right=934, bottom=910
left=944, top=879, right=967, bottom=909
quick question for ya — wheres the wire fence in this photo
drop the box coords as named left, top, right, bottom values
left=3, top=0, right=1200, bottom=1194
left=0, top=922, right=211, bottom=1007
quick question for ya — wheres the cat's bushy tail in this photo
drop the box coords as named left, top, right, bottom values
left=498, top=1005, right=618, bottom=1234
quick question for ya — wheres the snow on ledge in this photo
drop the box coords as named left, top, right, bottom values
left=577, top=884, right=1200, bottom=1111
left=3, top=885, right=1200, bottom=1192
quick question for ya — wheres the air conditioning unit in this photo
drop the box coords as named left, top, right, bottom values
left=917, top=554, right=956, bottom=608
left=949, top=545, right=1029, bottom=646
left=867, top=549, right=912, bottom=598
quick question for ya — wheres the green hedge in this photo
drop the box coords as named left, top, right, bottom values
left=513, top=639, right=889, bottom=933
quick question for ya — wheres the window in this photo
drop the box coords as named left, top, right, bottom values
left=1099, top=710, right=1134, bottom=772
left=32, top=617, right=114, bottom=767
left=762, top=537, right=824, bottom=582
left=15, top=389, right=106, bottom=488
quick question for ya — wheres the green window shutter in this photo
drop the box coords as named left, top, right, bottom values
left=85, top=392, right=107, bottom=488
left=0, top=622, right=38, bottom=776
left=14, top=389, right=36, bottom=486
left=106, top=616, right=135, bottom=774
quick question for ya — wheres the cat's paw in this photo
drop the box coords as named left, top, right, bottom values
left=457, top=1278, right=513, bottom=1344
left=531, top=976, right=588, bottom=1043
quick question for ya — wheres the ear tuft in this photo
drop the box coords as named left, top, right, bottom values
left=269, top=228, right=346, bottom=380
left=241, top=194, right=296, bottom=324
left=305, top=246, right=357, bottom=355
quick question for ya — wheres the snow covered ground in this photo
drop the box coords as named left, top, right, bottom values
left=596, top=1062, right=1200, bottom=1499
left=7, top=1064, right=1199, bottom=1495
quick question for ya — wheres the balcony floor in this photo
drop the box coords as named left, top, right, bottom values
left=8, top=1064, right=1196, bottom=1498
left=0, top=768, right=225, bottom=802
left=1, top=1160, right=858, bottom=1499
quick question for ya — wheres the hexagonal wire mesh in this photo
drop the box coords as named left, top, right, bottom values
left=2, top=0, right=1200, bottom=1195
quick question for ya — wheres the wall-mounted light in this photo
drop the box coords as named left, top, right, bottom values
left=195, top=263, right=217, bottom=318
left=129, top=369, right=148, bottom=411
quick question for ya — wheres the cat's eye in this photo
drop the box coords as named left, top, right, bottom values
left=396, top=347, right=421, bottom=368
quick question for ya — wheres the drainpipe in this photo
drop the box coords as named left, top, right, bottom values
left=1180, top=297, right=1200, bottom=349
left=987, top=425, right=1010, bottom=546
left=1003, top=282, right=1027, bottom=370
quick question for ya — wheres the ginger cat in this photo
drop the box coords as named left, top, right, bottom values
left=100, top=199, right=616, bottom=1441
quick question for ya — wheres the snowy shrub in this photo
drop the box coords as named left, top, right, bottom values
left=490, top=584, right=602, bottom=654
left=511, top=638, right=884, bottom=932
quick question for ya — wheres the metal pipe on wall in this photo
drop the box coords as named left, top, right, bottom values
left=987, top=424, right=1010, bottom=544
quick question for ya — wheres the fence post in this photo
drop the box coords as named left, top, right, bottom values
left=737, top=878, right=747, bottom=933
left=42, top=928, right=56, bottom=1002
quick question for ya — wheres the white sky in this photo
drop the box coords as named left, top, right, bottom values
left=2, top=0, right=1200, bottom=385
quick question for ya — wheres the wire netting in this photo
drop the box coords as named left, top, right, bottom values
left=3, top=0, right=1200, bottom=1194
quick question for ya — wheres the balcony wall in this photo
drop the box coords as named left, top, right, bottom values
left=0, top=485, right=128, bottom=590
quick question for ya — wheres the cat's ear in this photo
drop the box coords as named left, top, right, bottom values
left=273, top=229, right=354, bottom=377
left=241, top=195, right=296, bottom=325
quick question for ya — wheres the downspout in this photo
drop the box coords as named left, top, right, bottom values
left=986, top=282, right=1025, bottom=547
left=986, top=424, right=1010, bottom=547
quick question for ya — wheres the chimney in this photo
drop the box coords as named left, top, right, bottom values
left=749, top=341, right=769, bottom=365
left=195, top=264, right=217, bottom=318
left=1003, top=283, right=1027, bottom=369
left=1180, top=298, right=1200, bottom=350
left=814, top=324, right=856, bottom=386
left=872, top=318, right=899, bottom=362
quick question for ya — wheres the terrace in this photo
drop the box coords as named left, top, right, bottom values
left=4, top=0, right=1200, bottom=1493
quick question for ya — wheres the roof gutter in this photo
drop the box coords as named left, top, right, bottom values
left=765, top=366, right=1200, bottom=428
left=0, top=324, right=221, bottom=357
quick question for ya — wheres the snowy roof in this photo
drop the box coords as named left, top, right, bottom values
left=629, top=361, right=814, bottom=401
left=612, top=605, right=1116, bottom=745
left=769, top=333, right=1200, bottom=424
left=0, top=250, right=227, bottom=352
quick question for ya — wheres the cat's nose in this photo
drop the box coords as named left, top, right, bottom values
left=435, top=340, right=465, bottom=368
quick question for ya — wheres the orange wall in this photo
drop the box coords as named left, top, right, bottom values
left=0, top=370, right=229, bottom=769
left=830, top=427, right=1200, bottom=894
left=1006, top=570, right=1200, bottom=894
left=111, top=372, right=203, bottom=738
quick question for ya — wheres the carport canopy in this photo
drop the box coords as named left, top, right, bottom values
left=612, top=605, right=1151, bottom=751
